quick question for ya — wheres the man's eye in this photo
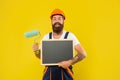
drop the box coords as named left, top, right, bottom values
left=58, top=18, right=61, bottom=20
left=58, top=17, right=62, bottom=20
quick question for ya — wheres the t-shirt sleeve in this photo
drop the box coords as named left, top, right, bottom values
left=69, top=32, right=80, bottom=46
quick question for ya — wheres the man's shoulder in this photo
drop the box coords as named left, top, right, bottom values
left=44, top=33, right=50, bottom=36
left=63, top=30, right=73, bottom=34
left=66, top=31, right=75, bottom=36
left=42, top=32, right=51, bottom=40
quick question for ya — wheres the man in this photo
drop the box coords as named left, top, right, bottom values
left=33, top=9, right=87, bottom=80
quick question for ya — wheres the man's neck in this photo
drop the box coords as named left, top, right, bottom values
left=53, top=31, right=63, bottom=39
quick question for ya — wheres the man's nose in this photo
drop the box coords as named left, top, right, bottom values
left=54, top=21, right=59, bottom=24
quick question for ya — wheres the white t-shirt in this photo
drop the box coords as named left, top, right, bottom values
left=39, top=30, right=80, bottom=49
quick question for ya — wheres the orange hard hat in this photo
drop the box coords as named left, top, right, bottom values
left=50, top=9, right=65, bottom=20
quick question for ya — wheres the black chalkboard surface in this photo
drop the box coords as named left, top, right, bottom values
left=41, top=40, right=73, bottom=65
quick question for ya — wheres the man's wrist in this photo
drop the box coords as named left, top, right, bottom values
left=70, top=56, right=78, bottom=65
left=34, top=49, right=40, bottom=54
left=68, top=59, right=73, bottom=65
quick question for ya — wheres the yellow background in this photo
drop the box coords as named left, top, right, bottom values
left=0, top=0, right=120, bottom=80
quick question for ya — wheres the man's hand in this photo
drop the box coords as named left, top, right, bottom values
left=58, top=60, right=72, bottom=69
left=32, top=43, right=39, bottom=52
left=32, top=43, right=40, bottom=59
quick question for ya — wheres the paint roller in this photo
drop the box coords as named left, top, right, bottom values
left=24, top=30, right=40, bottom=54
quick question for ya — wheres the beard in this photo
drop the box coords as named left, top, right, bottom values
left=52, top=22, right=64, bottom=34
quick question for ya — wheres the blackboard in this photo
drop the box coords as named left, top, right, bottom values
left=41, top=40, right=73, bottom=65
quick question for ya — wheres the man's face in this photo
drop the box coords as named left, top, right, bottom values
left=51, top=15, right=64, bottom=34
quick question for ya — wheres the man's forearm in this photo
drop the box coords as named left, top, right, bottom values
left=70, top=53, right=86, bottom=65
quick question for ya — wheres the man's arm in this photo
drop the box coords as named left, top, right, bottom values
left=70, top=44, right=87, bottom=65
left=58, top=44, right=87, bottom=69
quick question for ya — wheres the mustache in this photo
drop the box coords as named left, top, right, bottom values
left=53, top=22, right=62, bottom=26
